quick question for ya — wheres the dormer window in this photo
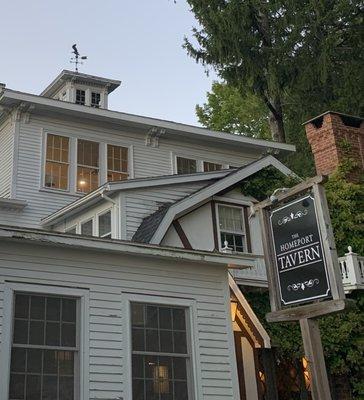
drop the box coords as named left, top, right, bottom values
left=203, top=161, right=222, bottom=172
left=75, top=89, right=85, bottom=105
left=177, top=157, right=197, bottom=174
left=77, top=140, right=99, bottom=193
left=91, top=92, right=101, bottom=108
left=98, top=210, right=111, bottom=238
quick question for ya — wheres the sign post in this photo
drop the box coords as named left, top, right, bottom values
left=254, top=176, right=348, bottom=400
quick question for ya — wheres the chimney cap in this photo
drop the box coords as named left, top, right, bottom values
left=302, top=111, right=363, bottom=127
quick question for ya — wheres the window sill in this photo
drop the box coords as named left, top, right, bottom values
left=39, top=188, right=84, bottom=197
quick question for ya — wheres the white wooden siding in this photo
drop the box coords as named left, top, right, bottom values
left=0, top=114, right=258, bottom=229
left=124, top=182, right=210, bottom=240
left=0, top=241, right=238, bottom=399
left=0, top=118, right=14, bottom=198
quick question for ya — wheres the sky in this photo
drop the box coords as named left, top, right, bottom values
left=1, top=0, right=218, bottom=125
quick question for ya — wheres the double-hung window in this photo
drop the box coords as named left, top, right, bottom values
left=75, top=89, right=85, bottom=105
left=107, top=144, right=129, bottom=181
left=45, top=134, right=69, bottom=190
left=131, top=303, right=191, bottom=400
left=218, top=205, right=247, bottom=253
left=176, top=157, right=197, bottom=175
left=77, top=139, right=99, bottom=193
left=9, top=293, right=78, bottom=400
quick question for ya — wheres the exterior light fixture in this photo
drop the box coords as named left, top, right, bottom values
left=230, top=299, right=238, bottom=322
left=79, top=179, right=86, bottom=186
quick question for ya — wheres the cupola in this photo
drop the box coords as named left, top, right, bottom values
left=40, top=70, right=121, bottom=110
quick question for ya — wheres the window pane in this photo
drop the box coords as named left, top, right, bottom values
left=133, top=378, right=145, bottom=400
left=45, top=161, right=69, bottom=190
left=9, top=373, right=25, bottom=399
left=78, top=139, right=99, bottom=167
left=45, top=135, right=69, bottom=190
left=203, top=161, right=222, bottom=172
left=43, top=350, right=58, bottom=374
left=146, top=306, right=158, bottom=329
left=42, top=375, right=58, bottom=399
left=173, top=357, right=187, bottom=380
left=218, top=206, right=244, bottom=232
left=81, top=219, right=93, bottom=236
left=99, top=211, right=111, bottom=237
left=107, top=171, right=128, bottom=182
left=11, top=348, right=26, bottom=372
left=47, top=297, right=61, bottom=321
left=29, top=320, right=44, bottom=345
left=61, top=323, right=76, bottom=347
left=177, top=157, right=196, bottom=174
left=75, top=89, right=85, bottom=105
left=132, top=328, right=145, bottom=351
left=60, top=376, right=74, bottom=400
left=15, top=294, right=29, bottom=319
left=174, top=381, right=188, bottom=400
left=46, top=321, right=60, bottom=346
left=159, top=307, right=172, bottom=330
left=132, top=303, right=145, bottom=327
left=160, top=330, right=173, bottom=353
left=62, top=298, right=77, bottom=323
left=172, top=308, right=186, bottom=331
left=30, top=296, right=45, bottom=319
left=65, top=226, right=77, bottom=234
left=77, top=166, right=99, bottom=193
left=173, top=331, right=187, bottom=354
left=132, top=354, right=144, bottom=378
left=91, top=92, right=101, bottom=108
left=146, top=328, right=159, bottom=352
left=13, top=319, right=28, bottom=344
left=27, top=349, right=42, bottom=373
left=59, top=351, right=74, bottom=375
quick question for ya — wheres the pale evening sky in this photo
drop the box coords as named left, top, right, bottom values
left=1, top=0, right=218, bottom=125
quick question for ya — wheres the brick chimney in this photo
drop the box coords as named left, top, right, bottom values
left=304, top=111, right=364, bottom=181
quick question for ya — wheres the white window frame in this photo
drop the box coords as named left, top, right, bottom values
left=75, top=88, right=86, bottom=106
left=122, top=292, right=202, bottom=400
left=42, top=132, right=71, bottom=193
left=76, top=138, right=100, bottom=194
left=96, top=208, right=113, bottom=238
left=216, top=203, right=248, bottom=253
left=90, top=91, right=101, bottom=108
left=106, top=143, right=130, bottom=182
left=41, top=131, right=134, bottom=195
left=171, top=153, right=229, bottom=174
left=0, top=282, right=89, bottom=400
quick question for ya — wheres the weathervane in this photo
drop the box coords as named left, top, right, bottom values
left=70, top=44, right=87, bottom=72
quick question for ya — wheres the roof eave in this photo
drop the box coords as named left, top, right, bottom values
left=1, top=89, right=296, bottom=154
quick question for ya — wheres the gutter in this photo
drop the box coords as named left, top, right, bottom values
left=0, top=225, right=262, bottom=269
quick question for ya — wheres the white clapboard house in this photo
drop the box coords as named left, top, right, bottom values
left=0, top=70, right=296, bottom=400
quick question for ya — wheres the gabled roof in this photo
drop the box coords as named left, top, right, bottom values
left=134, top=155, right=299, bottom=245
left=41, top=169, right=231, bottom=227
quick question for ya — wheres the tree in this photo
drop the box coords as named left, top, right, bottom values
left=196, top=82, right=270, bottom=138
left=185, top=0, right=363, bottom=143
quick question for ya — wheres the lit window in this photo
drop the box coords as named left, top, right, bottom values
left=44, top=134, right=69, bottom=190
left=177, top=157, right=196, bottom=174
left=75, top=89, right=85, bottom=105
left=107, top=145, right=128, bottom=182
left=98, top=211, right=111, bottom=238
left=131, top=303, right=190, bottom=399
left=203, top=161, right=222, bottom=172
left=9, top=293, right=77, bottom=400
left=77, top=139, right=99, bottom=193
left=81, top=219, right=93, bottom=236
left=218, top=205, right=246, bottom=252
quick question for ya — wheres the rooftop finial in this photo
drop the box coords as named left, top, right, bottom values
left=70, top=44, right=87, bottom=72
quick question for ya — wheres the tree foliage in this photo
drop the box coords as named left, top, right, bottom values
left=196, top=82, right=270, bottom=138
left=185, top=0, right=364, bottom=142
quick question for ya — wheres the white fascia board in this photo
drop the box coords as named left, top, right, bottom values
left=151, top=156, right=300, bottom=244
left=41, top=170, right=230, bottom=227
left=0, top=225, right=261, bottom=269
left=1, top=89, right=296, bottom=153
left=229, top=273, right=271, bottom=348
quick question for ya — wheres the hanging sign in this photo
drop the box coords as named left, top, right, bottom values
left=269, top=194, right=331, bottom=306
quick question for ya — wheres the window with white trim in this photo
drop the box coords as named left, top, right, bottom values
left=77, top=140, right=99, bottom=193
left=91, top=92, right=101, bottom=108
left=131, top=303, right=190, bottom=400
left=218, top=205, right=247, bottom=252
left=107, top=144, right=129, bottom=182
left=65, top=226, right=77, bottom=235
left=98, top=210, right=111, bottom=238
left=80, top=219, right=93, bottom=236
left=75, top=89, right=85, bottom=105
left=203, top=161, right=222, bottom=172
left=44, top=134, right=69, bottom=190
left=176, top=157, right=197, bottom=175
left=9, top=293, right=78, bottom=400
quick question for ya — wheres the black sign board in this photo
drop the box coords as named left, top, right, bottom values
left=269, top=194, right=331, bottom=306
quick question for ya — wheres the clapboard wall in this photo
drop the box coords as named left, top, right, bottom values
left=0, top=240, right=239, bottom=400
left=0, top=112, right=258, bottom=229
